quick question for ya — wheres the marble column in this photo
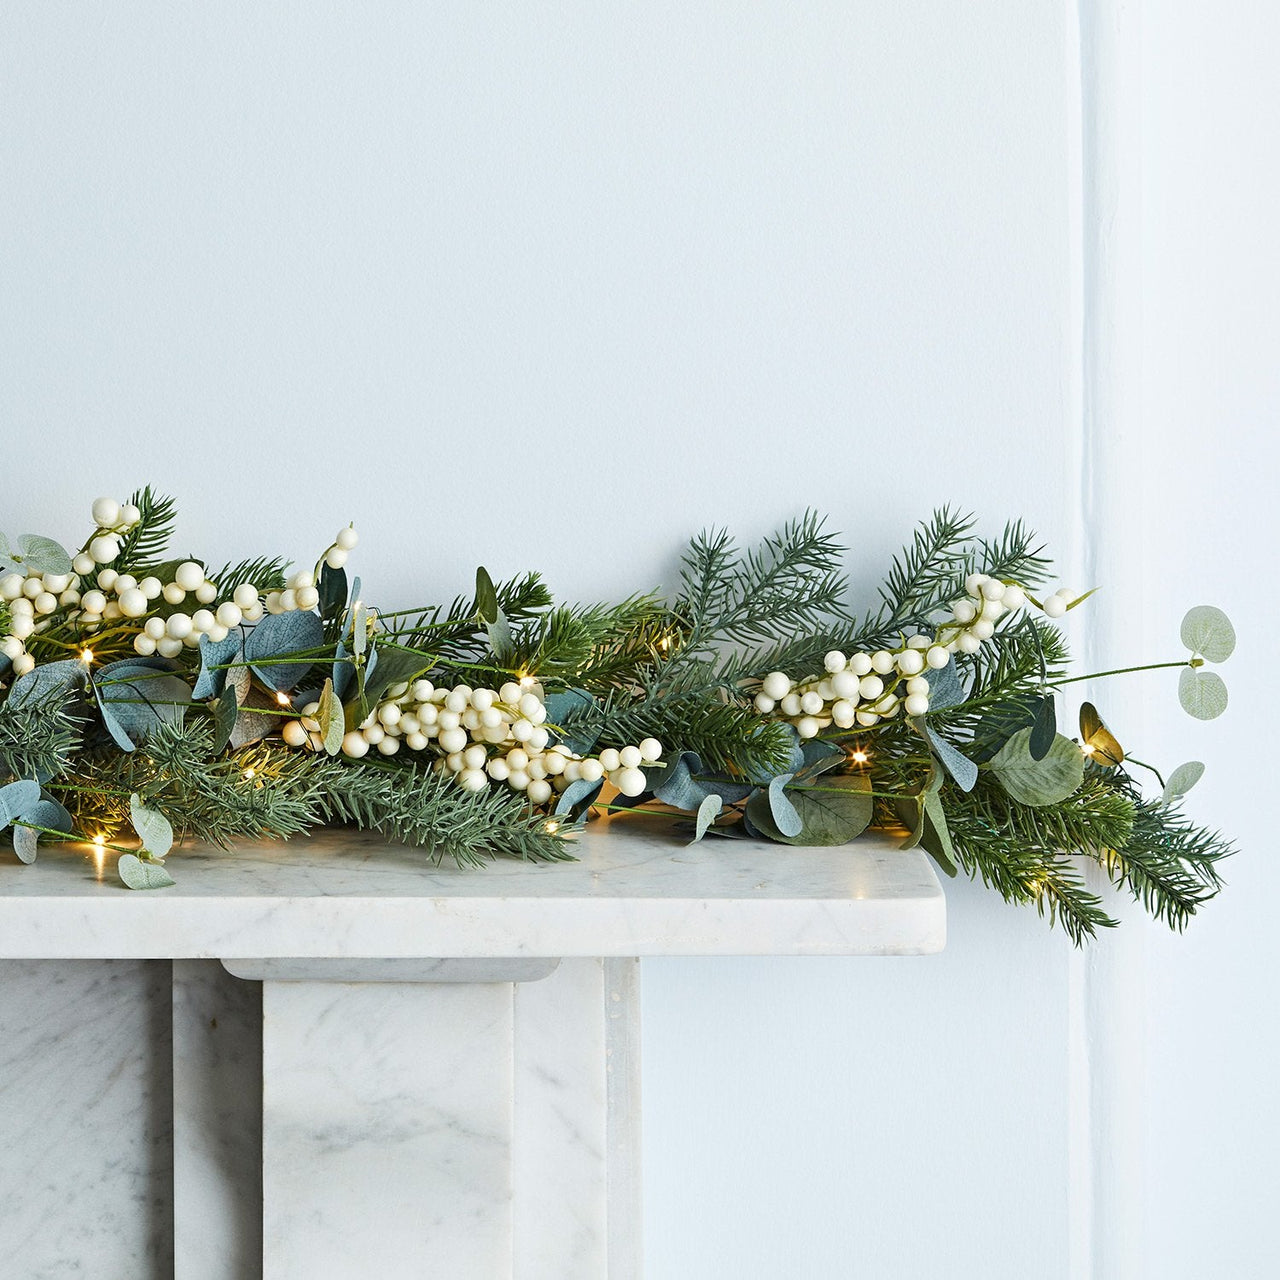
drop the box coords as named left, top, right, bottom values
left=171, top=957, right=643, bottom=1280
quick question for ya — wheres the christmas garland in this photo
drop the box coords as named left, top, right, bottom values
left=0, top=489, right=1234, bottom=942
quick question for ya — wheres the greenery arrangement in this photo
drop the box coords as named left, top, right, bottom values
left=0, top=491, right=1235, bottom=942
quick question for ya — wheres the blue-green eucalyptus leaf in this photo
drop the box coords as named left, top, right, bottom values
left=12, top=797, right=76, bottom=864
left=747, top=774, right=873, bottom=847
left=544, top=688, right=599, bottom=755
left=1178, top=668, right=1229, bottom=721
left=0, top=779, right=41, bottom=829
left=17, top=534, right=73, bottom=576
left=193, top=633, right=243, bottom=700
left=652, top=751, right=754, bottom=808
left=1180, top=605, right=1236, bottom=663
left=94, top=658, right=191, bottom=750
left=692, top=794, right=723, bottom=843
left=913, top=720, right=978, bottom=792
left=553, top=777, right=603, bottom=822
left=244, top=610, right=324, bottom=691
left=6, top=658, right=86, bottom=709
left=924, top=658, right=965, bottom=710
left=129, top=793, right=173, bottom=859
left=1163, top=761, right=1206, bottom=805
left=117, top=853, right=176, bottom=890
left=1029, top=695, right=1057, bottom=761
left=796, top=738, right=844, bottom=779
left=766, top=773, right=803, bottom=837
left=210, top=685, right=238, bottom=754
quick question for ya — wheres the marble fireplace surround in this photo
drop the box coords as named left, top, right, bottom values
left=0, top=821, right=945, bottom=1279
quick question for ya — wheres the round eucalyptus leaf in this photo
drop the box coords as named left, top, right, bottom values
left=746, top=774, right=872, bottom=846
left=129, top=793, right=174, bottom=859
left=766, top=773, right=803, bottom=838
left=17, top=534, right=73, bottom=576
left=0, top=779, right=41, bottom=829
left=991, top=729, right=1085, bottom=806
left=1178, top=668, right=1229, bottom=720
left=1180, top=606, right=1236, bottom=663
left=10, top=798, right=76, bottom=864
left=117, top=853, right=176, bottom=890
left=693, top=794, right=723, bottom=843
left=1163, top=761, right=1206, bottom=804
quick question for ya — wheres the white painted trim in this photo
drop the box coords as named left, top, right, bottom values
left=1071, top=4, right=1147, bottom=1279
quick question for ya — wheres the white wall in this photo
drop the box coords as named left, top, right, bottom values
left=1139, top=5, right=1279, bottom=1277
left=1, top=2, right=1268, bottom=1277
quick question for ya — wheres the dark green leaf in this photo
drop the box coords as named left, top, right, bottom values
left=475, top=566, right=500, bottom=624
left=1029, top=695, right=1057, bottom=761
left=210, top=685, right=238, bottom=753
left=991, top=729, right=1085, bottom=806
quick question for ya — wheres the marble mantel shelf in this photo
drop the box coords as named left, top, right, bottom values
left=3, top=821, right=945, bottom=1279
left=0, top=820, right=946, bottom=960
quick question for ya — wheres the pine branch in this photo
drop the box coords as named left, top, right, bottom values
left=1100, top=777, right=1233, bottom=930
left=209, top=556, right=291, bottom=595
left=876, top=507, right=977, bottom=628
left=671, top=513, right=847, bottom=663
left=113, top=486, right=178, bottom=572
left=561, top=685, right=796, bottom=778
left=315, top=758, right=574, bottom=866
left=397, top=572, right=553, bottom=662
left=941, top=776, right=1126, bottom=944
left=0, top=690, right=81, bottom=781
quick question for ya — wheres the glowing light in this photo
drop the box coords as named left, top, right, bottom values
left=1082, top=742, right=1096, bottom=755
left=519, top=674, right=535, bottom=689
left=79, top=648, right=94, bottom=664
left=545, top=820, right=560, bottom=835
left=851, top=750, right=869, bottom=765
left=276, top=692, right=291, bottom=706
left=243, top=768, right=257, bottom=781
left=92, top=833, right=106, bottom=847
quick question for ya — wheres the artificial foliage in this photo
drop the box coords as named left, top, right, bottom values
left=0, top=490, right=1235, bottom=944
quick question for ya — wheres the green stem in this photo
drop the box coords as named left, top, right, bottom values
left=1051, top=659, right=1192, bottom=686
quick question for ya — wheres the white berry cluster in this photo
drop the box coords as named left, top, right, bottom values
left=0, top=497, right=144, bottom=673
left=281, top=677, right=663, bottom=807
left=755, top=574, right=1072, bottom=738
left=264, top=526, right=358, bottom=614
left=0, top=500, right=362, bottom=678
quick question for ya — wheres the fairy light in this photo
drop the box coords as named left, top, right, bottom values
left=243, top=767, right=257, bottom=781
left=275, top=692, right=291, bottom=707
left=79, top=648, right=94, bottom=664
left=851, top=750, right=869, bottom=765
left=519, top=674, right=535, bottom=689
left=545, top=820, right=560, bottom=835
left=91, top=833, right=105, bottom=847
left=1082, top=742, right=1096, bottom=755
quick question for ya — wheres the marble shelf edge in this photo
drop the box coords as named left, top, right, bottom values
left=0, top=826, right=947, bottom=960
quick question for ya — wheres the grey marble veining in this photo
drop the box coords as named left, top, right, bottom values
left=0, top=959, right=174, bottom=1279
left=512, top=958, right=611, bottom=1279
left=172, top=960, right=262, bottom=1280
left=262, top=980, right=515, bottom=1280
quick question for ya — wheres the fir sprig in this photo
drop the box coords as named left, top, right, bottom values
left=111, top=487, right=178, bottom=572
left=0, top=690, right=81, bottom=782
